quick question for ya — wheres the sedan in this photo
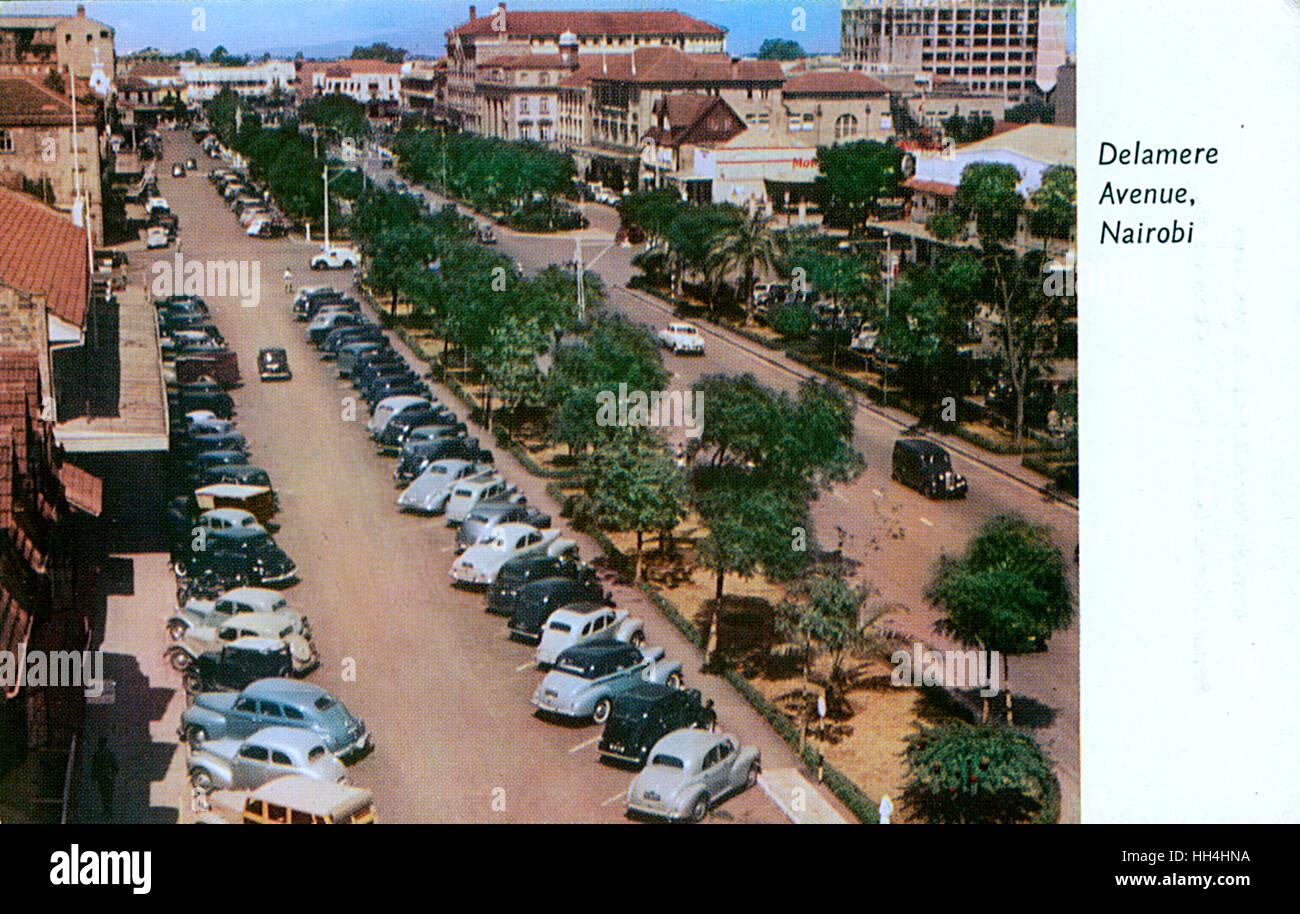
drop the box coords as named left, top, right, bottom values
left=625, top=729, right=760, bottom=822
left=396, top=460, right=490, bottom=514
left=450, top=524, right=576, bottom=586
left=188, top=726, right=346, bottom=794
left=532, top=642, right=683, bottom=723
left=180, top=678, right=369, bottom=760
left=258, top=347, right=291, bottom=381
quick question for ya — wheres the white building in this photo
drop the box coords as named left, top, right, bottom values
left=179, top=60, right=296, bottom=101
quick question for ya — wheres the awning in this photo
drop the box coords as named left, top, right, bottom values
left=59, top=463, right=103, bottom=516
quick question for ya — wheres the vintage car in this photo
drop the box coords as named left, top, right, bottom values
left=455, top=501, right=552, bottom=552
left=197, top=775, right=376, bottom=824
left=257, top=347, right=291, bottom=381
left=444, top=476, right=525, bottom=525
left=891, top=437, right=968, bottom=499
left=396, top=460, right=491, bottom=514
left=375, top=404, right=456, bottom=453
left=487, top=554, right=600, bottom=616
left=535, top=605, right=644, bottom=668
left=178, top=427, right=248, bottom=456
left=310, top=246, right=361, bottom=270
left=188, top=726, right=347, bottom=795
left=182, top=449, right=248, bottom=487
left=180, top=678, right=369, bottom=760
left=532, top=642, right=683, bottom=723
left=393, top=437, right=487, bottom=486
left=450, top=523, right=576, bottom=586
left=166, top=585, right=309, bottom=641
left=403, top=420, right=468, bottom=449
left=308, top=310, right=362, bottom=346
left=188, top=483, right=276, bottom=527
left=657, top=322, right=705, bottom=355
left=362, top=377, right=431, bottom=410
left=172, top=507, right=263, bottom=559
left=145, top=225, right=170, bottom=248
left=505, top=579, right=611, bottom=639
left=199, top=464, right=275, bottom=491
left=166, top=612, right=318, bottom=676
left=180, top=636, right=294, bottom=694
left=366, top=396, right=432, bottom=436
left=337, top=341, right=388, bottom=377
left=174, top=526, right=297, bottom=587
left=625, top=729, right=760, bottom=822
left=598, top=683, right=717, bottom=769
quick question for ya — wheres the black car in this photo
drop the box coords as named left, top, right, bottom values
left=178, top=429, right=248, bottom=456
left=394, top=437, right=490, bottom=484
left=358, top=370, right=422, bottom=402
left=175, top=526, right=297, bottom=587
left=182, top=449, right=249, bottom=486
left=598, top=683, right=716, bottom=768
left=181, top=640, right=293, bottom=694
left=488, top=555, right=600, bottom=615
left=350, top=353, right=407, bottom=384
left=891, top=437, right=967, bottom=499
left=309, top=314, right=362, bottom=346
left=364, top=379, right=431, bottom=408
left=376, top=405, right=455, bottom=452
left=321, top=325, right=385, bottom=358
left=199, top=463, right=274, bottom=490
left=175, top=389, right=234, bottom=419
left=506, top=578, right=612, bottom=640
left=258, top=347, right=292, bottom=381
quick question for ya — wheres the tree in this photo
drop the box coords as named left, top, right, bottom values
left=480, top=318, right=547, bottom=429
left=756, top=38, right=807, bottom=60
left=1029, top=165, right=1076, bottom=241
left=902, top=722, right=1056, bottom=824
left=351, top=42, right=407, bottom=63
left=301, top=93, right=370, bottom=140
left=708, top=211, right=781, bottom=322
left=954, top=162, right=1024, bottom=246
left=814, top=140, right=905, bottom=235
left=925, top=513, right=1074, bottom=723
left=584, top=438, right=686, bottom=581
left=664, top=204, right=743, bottom=303
left=1004, top=97, right=1054, bottom=125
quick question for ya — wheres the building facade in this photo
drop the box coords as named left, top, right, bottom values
left=841, top=0, right=1068, bottom=101
left=0, top=5, right=115, bottom=91
left=178, top=60, right=295, bottom=102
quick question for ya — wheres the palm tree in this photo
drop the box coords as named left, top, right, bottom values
left=708, top=212, right=780, bottom=323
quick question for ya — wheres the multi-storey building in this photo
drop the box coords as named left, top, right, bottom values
left=400, top=58, right=452, bottom=123
left=297, top=59, right=403, bottom=113
left=0, top=77, right=104, bottom=245
left=178, top=59, right=295, bottom=102
left=0, top=5, right=115, bottom=92
left=446, top=5, right=727, bottom=132
left=780, top=69, right=895, bottom=145
left=841, top=0, right=1068, bottom=101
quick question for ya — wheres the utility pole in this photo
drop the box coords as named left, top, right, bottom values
left=883, top=230, right=892, bottom=409
left=575, top=237, right=585, bottom=324
left=322, top=166, right=330, bottom=251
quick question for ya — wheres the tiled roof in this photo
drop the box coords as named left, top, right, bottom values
left=58, top=462, right=101, bottom=516
left=903, top=178, right=957, bottom=196
left=783, top=70, right=889, bottom=97
left=586, top=47, right=783, bottom=85
left=128, top=62, right=181, bottom=79
left=301, top=59, right=403, bottom=77
left=0, top=185, right=89, bottom=328
left=476, top=53, right=573, bottom=71
left=450, top=10, right=724, bottom=38
left=0, top=76, right=74, bottom=127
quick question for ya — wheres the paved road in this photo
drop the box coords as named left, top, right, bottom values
left=148, top=133, right=820, bottom=823
left=365, top=160, right=1081, bottom=822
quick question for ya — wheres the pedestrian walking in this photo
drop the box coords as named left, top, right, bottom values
left=89, top=736, right=119, bottom=820
left=283, top=267, right=294, bottom=295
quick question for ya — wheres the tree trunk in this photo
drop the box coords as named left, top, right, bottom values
left=633, top=529, right=643, bottom=582
left=1003, top=653, right=1013, bottom=725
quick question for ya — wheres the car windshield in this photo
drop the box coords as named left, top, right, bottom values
left=650, top=754, right=685, bottom=769
left=313, top=696, right=336, bottom=711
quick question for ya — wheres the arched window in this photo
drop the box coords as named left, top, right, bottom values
left=834, top=113, right=859, bottom=141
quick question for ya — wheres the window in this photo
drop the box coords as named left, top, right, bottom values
left=834, top=113, right=859, bottom=141
left=266, top=803, right=288, bottom=823
left=270, top=750, right=292, bottom=766
left=291, top=809, right=314, bottom=824
left=259, top=701, right=282, bottom=718
left=283, top=705, right=304, bottom=721
left=235, top=697, right=258, bottom=714
left=1, top=130, right=15, bottom=153
left=239, top=744, right=270, bottom=761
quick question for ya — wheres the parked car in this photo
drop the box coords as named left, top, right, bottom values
left=450, top=524, right=577, bottom=586
left=258, top=347, right=291, bottom=381
left=396, top=460, right=490, bottom=514
left=175, top=526, right=297, bottom=587
left=535, top=605, right=644, bottom=668
left=166, top=586, right=309, bottom=641
left=186, top=158, right=197, bottom=170
left=145, top=196, right=171, bottom=215
left=308, top=310, right=361, bottom=345
left=145, top=225, right=170, bottom=248
left=392, top=434, right=487, bottom=485
left=199, top=464, right=274, bottom=490
left=178, top=428, right=248, bottom=457
left=891, top=437, right=967, bottom=499
left=247, top=217, right=289, bottom=238
left=310, top=246, right=361, bottom=270
left=168, top=612, right=318, bottom=676
left=375, top=404, right=456, bottom=452
left=180, top=679, right=369, bottom=759
left=625, top=729, right=760, bottom=822
left=506, top=578, right=612, bottom=640
left=598, top=683, right=717, bottom=769
left=367, top=396, right=431, bottom=436
left=487, top=555, right=600, bottom=616
left=658, top=322, right=705, bottom=355
left=188, top=726, right=347, bottom=794
left=182, top=449, right=248, bottom=487
left=338, top=341, right=387, bottom=377
left=362, top=377, right=430, bottom=408
left=180, top=636, right=294, bottom=694
left=198, top=775, right=376, bottom=824
left=455, top=501, right=552, bottom=552
left=175, top=388, right=234, bottom=419
left=531, top=643, right=683, bottom=723
left=444, top=476, right=524, bottom=524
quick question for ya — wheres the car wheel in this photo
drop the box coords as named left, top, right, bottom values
left=592, top=697, right=613, bottom=724
left=666, top=672, right=683, bottom=690
left=629, top=630, right=646, bottom=648
left=167, top=648, right=191, bottom=672
left=166, top=620, right=188, bottom=641
left=173, top=562, right=188, bottom=579
left=181, top=669, right=200, bottom=693
left=746, top=762, right=760, bottom=789
left=689, top=794, right=709, bottom=823
left=184, top=725, right=207, bottom=748
left=703, top=712, right=718, bottom=732
left=190, top=769, right=214, bottom=794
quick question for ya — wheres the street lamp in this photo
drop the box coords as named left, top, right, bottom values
left=883, top=230, right=892, bottom=409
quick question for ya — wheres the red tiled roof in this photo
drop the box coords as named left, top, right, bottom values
left=783, top=70, right=890, bottom=97
left=476, top=53, right=574, bottom=71
left=586, top=47, right=783, bottom=85
left=450, top=10, right=724, bottom=38
left=0, top=76, right=74, bottom=127
left=127, top=62, right=181, bottom=79
left=0, top=185, right=89, bottom=328
left=903, top=178, right=957, bottom=196
left=58, top=462, right=101, bottom=516
left=301, top=59, right=403, bottom=77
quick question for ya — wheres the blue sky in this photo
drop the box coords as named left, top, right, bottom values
left=25, top=1, right=1073, bottom=59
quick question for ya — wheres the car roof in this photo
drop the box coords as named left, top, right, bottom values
left=219, top=613, right=291, bottom=634
left=216, top=586, right=283, bottom=606
left=225, top=636, right=287, bottom=652
left=520, top=575, right=580, bottom=594
left=193, top=483, right=271, bottom=499
left=548, top=604, right=611, bottom=624
left=244, top=678, right=330, bottom=702
left=468, top=501, right=521, bottom=519
left=375, top=395, right=429, bottom=411
left=250, top=775, right=372, bottom=818
left=490, top=522, right=540, bottom=538
left=201, top=507, right=255, bottom=522
left=259, top=347, right=286, bottom=356
left=895, top=437, right=949, bottom=457
left=616, top=681, right=677, bottom=709
left=558, top=640, right=640, bottom=664
left=650, top=727, right=725, bottom=758
left=245, top=726, right=328, bottom=753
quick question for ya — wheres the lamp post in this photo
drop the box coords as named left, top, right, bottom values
left=883, top=230, right=892, bottom=409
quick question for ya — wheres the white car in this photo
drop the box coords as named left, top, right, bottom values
left=658, top=323, right=705, bottom=355
left=450, top=523, right=577, bottom=586
left=310, top=247, right=361, bottom=270
left=145, top=225, right=170, bottom=248
left=536, top=605, right=645, bottom=668
left=190, top=507, right=264, bottom=538
left=366, top=396, right=431, bottom=436
left=166, top=611, right=319, bottom=676
left=166, top=586, right=310, bottom=641
left=397, top=460, right=493, bottom=515
left=444, top=475, right=524, bottom=525
left=145, top=196, right=171, bottom=215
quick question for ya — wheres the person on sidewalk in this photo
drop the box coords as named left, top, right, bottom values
left=89, top=737, right=119, bottom=820
left=283, top=267, right=294, bottom=295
